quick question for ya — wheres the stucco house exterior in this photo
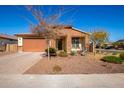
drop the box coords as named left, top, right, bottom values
left=0, top=34, right=17, bottom=51
left=0, top=34, right=17, bottom=44
left=16, top=26, right=90, bottom=53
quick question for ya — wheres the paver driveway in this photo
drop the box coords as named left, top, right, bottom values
left=0, top=52, right=42, bottom=74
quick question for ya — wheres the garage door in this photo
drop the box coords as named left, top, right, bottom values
left=23, top=38, right=47, bottom=52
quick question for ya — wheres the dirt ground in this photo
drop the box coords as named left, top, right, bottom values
left=24, top=53, right=124, bottom=74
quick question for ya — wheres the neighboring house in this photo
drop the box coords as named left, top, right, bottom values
left=0, top=34, right=18, bottom=51
left=15, top=26, right=90, bottom=53
left=0, top=34, right=17, bottom=44
left=113, top=39, right=124, bottom=50
left=116, top=39, right=124, bottom=43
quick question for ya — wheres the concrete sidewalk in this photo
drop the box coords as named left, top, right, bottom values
left=0, top=74, right=124, bottom=88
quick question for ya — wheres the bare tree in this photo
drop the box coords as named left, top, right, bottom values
left=24, top=6, right=72, bottom=60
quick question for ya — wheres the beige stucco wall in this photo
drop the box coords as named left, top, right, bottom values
left=56, top=28, right=90, bottom=53
left=16, top=27, right=90, bottom=52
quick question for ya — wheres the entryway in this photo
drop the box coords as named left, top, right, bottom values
left=56, top=38, right=66, bottom=51
left=57, top=39, right=63, bottom=50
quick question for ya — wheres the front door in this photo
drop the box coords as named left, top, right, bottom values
left=57, top=39, right=63, bottom=50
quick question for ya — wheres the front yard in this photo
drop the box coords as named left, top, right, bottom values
left=24, top=53, right=124, bottom=74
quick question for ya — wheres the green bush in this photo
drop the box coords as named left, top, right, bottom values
left=58, top=51, right=68, bottom=57
left=101, top=56, right=123, bottom=64
left=120, top=52, right=124, bottom=60
left=45, top=47, right=57, bottom=56
left=70, top=51, right=77, bottom=56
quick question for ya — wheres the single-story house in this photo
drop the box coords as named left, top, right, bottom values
left=0, top=34, right=18, bottom=51
left=0, top=34, right=17, bottom=44
left=15, top=26, right=90, bottom=53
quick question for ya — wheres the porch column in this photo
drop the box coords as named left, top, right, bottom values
left=80, top=37, right=85, bottom=51
left=85, top=35, right=90, bottom=51
left=66, top=35, right=71, bottom=53
left=50, top=39, right=56, bottom=48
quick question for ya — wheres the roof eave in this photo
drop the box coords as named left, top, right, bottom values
left=72, top=27, right=90, bottom=35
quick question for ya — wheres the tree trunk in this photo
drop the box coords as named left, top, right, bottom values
left=93, top=41, right=96, bottom=62
left=99, top=44, right=102, bottom=54
left=47, top=39, right=50, bottom=61
left=93, top=42, right=96, bottom=55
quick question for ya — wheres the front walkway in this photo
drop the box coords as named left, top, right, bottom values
left=0, top=52, right=42, bottom=74
left=0, top=74, right=124, bottom=88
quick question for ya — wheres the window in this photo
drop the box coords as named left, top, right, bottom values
left=72, top=37, right=80, bottom=49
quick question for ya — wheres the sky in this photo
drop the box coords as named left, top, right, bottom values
left=0, top=5, right=124, bottom=41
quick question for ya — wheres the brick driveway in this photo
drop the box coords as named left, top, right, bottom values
left=0, top=52, right=42, bottom=74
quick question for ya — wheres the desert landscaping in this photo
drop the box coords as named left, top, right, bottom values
left=0, top=5, right=124, bottom=88
left=24, top=53, right=124, bottom=74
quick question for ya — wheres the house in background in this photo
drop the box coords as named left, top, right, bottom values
left=0, top=34, right=18, bottom=51
left=16, top=26, right=90, bottom=53
left=0, top=34, right=17, bottom=44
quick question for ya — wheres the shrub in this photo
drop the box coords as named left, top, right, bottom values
left=120, top=52, right=124, bottom=60
left=70, top=51, right=77, bottom=56
left=45, top=47, right=57, bottom=56
left=112, top=52, right=118, bottom=55
left=53, top=65, right=62, bottom=72
left=58, top=51, right=68, bottom=57
left=64, top=49, right=67, bottom=52
left=101, top=56, right=123, bottom=64
left=113, top=42, right=124, bottom=49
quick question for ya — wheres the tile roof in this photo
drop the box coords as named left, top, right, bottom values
left=15, top=26, right=90, bottom=37
left=0, top=33, right=17, bottom=40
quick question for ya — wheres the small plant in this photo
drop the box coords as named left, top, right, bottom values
left=70, top=51, right=77, bottom=56
left=120, top=52, right=124, bottom=60
left=64, top=49, right=67, bottom=52
left=58, top=51, right=68, bottom=57
left=112, top=52, right=118, bottom=55
left=45, top=47, right=57, bottom=56
left=101, top=56, right=123, bottom=64
left=53, top=65, right=62, bottom=72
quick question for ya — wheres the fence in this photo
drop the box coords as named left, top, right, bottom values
left=0, top=44, right=18, bottom=52
left=6, top=44, right=18, bottom=52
